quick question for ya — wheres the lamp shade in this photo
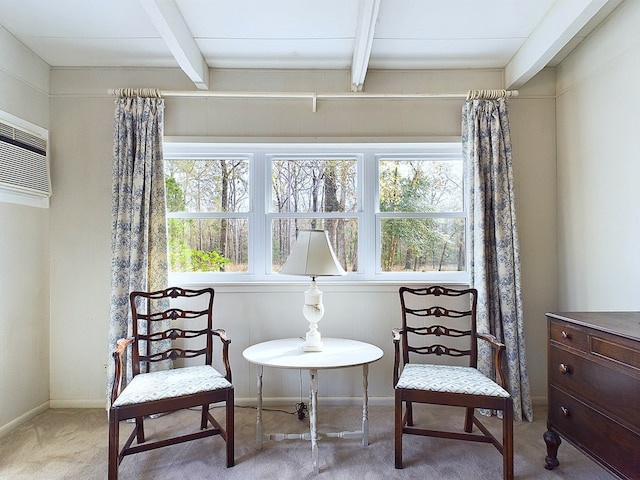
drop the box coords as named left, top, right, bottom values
left=280, top=229, right=346, bottom=277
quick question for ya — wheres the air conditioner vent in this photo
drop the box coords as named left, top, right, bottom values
left=0, top=119, right=50, bottom=199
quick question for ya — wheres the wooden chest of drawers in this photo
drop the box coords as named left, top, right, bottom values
left=544, top=312, right=640, bottom=479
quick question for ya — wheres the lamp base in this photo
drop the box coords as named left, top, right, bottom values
left=303, top=329, right=323, bottom=352
left=302, top=279, right=324, bottom=352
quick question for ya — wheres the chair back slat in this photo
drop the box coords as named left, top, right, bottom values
left=408, top=344, right=471, bottom=357
left=399, top=285, right=478, bottom=368
left=130, top=287, right=215, bottom=376
left=143, top=347, right=208, bottom=363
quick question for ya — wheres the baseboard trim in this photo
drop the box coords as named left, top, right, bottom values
left=0, top=401, right=50, bottom=437
left=46, top=397, right=391, bottom=410
left=234, top=396, right=395, bottom=408
left=532, top=395, right=547, bottom=406
left=49, top=399, right=107, bottom=409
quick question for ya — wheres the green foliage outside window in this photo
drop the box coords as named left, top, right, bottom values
left=379, top=160, right=464, bottom=272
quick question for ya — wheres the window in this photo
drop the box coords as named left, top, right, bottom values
left=164, top=141, right=466, bottom=283
left=377, top=156, right=465, bottom=275
left=165, top=155, right=250, bottom=273
left=269, top=155, right=359, bottom=273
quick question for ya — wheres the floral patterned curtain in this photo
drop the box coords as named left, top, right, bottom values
left=462, top=95, right=533, bottom=422
left=106, top=89, right=169, bottom=406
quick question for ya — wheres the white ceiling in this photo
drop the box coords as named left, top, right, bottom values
left=0, top=0, right=623, bottom=91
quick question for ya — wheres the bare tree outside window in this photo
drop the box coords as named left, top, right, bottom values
left=271, top=158, right=358, bottom=272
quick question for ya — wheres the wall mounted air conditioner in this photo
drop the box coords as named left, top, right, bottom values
left=0, top=115, right=50, bottom=208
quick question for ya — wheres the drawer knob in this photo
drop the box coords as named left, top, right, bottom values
left=560, top=406, right=570, bottom=417
left=559, top=363, right=571, bottom=375
left=561, top=331, right=571, bottom=339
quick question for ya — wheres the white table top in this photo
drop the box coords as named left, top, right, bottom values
left=243, top=337, right=383, bottom=369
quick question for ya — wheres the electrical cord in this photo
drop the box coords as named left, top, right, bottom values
left=296, top=370, right=307, bottom=420
left=198, top=368, right=310, bottom=420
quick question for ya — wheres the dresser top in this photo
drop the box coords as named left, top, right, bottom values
left=547, top=311, right=640, bottom=341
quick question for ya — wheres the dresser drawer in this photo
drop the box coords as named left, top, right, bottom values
left=549, top=319, right=588, bottom=352
left=590, top=335, right=640, bottom=371
left=549, top=347, right=640, bottom=430
left=549, top=386, right=639, bottom=479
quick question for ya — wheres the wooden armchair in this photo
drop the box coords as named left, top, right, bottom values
left=393, top=285, right=513, bottom=480
left=108, top=287, right=234, bottom=480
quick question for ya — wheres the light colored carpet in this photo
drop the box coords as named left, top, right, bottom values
left=0, top=404, right=615, bottom=479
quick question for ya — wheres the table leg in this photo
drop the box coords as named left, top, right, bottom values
left=309, top=368, right=319, bottom=474
left=362, top=363, right=369, bottom=446
left=256, top=365, right=264, bottom=450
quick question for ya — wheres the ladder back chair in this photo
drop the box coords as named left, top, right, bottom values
left=108, top=287, right=234, bottom=480
left=393, top=285, right=513, bottom=480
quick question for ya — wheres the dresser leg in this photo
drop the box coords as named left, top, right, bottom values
left=543, top=429, right=561, bottom=470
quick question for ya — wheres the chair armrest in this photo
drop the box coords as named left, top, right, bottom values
left=212, top=329, right=232, bottom=383
left=110, top=337, right=134, bottom=404
left=392, top=328, right=403, bottom=387
left=392, top=327, right=402, bottom=343
left=476, top=332, right=508, bottom=390
left=476, top=332, right=504, bottom=350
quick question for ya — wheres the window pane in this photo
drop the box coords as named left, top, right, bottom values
left=379, top=159, right=463, bottom=213
left=168, top=218, right=248, bottom=272
left=380, top=218, right=465, bottom=272
left=271, top=218, right=358, bottom=273
left=271, top=158, right=358, bottom=213
left=165, top=158, right=249, bottom=213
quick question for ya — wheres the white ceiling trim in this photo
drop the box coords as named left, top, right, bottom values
left=139, top=0, right=209, bottom=90
left=505, top=0, right=621, bottom=88
left=351, top=0, right=381, bottom=92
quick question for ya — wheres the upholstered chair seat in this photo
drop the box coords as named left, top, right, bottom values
left=112, top=365, right=232, bottom=407
left=395, top=364, right=510, bottom=398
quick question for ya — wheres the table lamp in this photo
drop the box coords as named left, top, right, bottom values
left=280, top=229, right=346, bottom=351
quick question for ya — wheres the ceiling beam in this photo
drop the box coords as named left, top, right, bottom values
left=351, top=0, right=381, bottom=92
left=139, top=0, right=209, bottom=90
left=505, top=0, right=622, bottom=89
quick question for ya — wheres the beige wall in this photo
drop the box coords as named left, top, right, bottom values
left=0, top=26, right=51, bottom=434
left=47, top=66, right=557, bottom=409
left=509, top=71, right=558, bottom=396
left=556, top=0, right=640, bottom=310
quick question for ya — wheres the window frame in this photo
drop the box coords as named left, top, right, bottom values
left=373, top=151, right=467, bottom=280
left=164, top=139, right=468, bottom=284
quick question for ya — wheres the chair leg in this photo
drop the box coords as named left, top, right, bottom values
left=394, top=390, right=403, bottom=469
left=201, top=404, right=209, bottom=430
left=464, top=406, right=474, bottom=433
left=406, top=400, right=414, bottom=426
left=503, top=399, right=514, bottom=480
left=226, top=389, right=235, bottom=467
left=135, top=417, right=145, bottom=443
left=108, top=411, right=119, bottom=480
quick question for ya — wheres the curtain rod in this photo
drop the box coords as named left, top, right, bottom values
left=108, top=89, right=518, bottom=113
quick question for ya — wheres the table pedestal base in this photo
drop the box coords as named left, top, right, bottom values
left=255, top=364, right=371, bottom=475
